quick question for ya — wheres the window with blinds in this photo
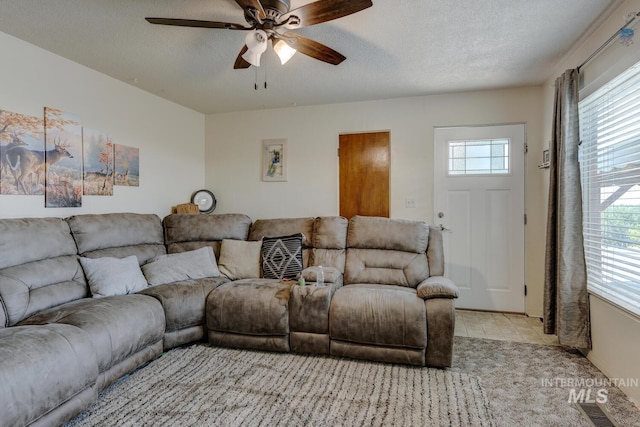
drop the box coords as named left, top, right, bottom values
left=578, top=60, right=640, bottom=316
left=447, top=139, right=510, bottom=175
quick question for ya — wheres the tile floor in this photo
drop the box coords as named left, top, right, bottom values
left=455, top=309, right=559, bottom=345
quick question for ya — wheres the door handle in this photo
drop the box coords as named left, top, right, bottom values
left=436, top=213, right=451, bottom=231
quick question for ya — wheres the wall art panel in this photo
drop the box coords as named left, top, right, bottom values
left=0, top=109, right=45, bottom=195
left=44, top=107, right=83, bottom=207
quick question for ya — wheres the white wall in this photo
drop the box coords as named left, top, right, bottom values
left=205, top=87, right=546, bottom=316
left=589, top=295, right=640, bottom=405
left=541, top=0, right=640, bottom=405
left=0, top=32, right=205, bottom=219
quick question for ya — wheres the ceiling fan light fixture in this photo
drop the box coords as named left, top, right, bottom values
left=273, top=39, right=297, bottom=64
left=242, top=29, right=268, bottom=67
left=146, top=0, right=374, bottom=70
left=241, top=49, right=263, bottom=67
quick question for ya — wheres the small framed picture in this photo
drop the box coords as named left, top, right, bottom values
left=543, top=149, right=550, bottom=165
left=262, top=139, right=287, bottom=182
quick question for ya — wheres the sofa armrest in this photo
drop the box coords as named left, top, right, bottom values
left=301, top=266, right=342, bottom=285
left=0, top=299, right=7, bottom=328
left=416, top=276, right=459, bottom=300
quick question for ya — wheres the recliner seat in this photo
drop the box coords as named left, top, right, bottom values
left=205, top=217, right=316, bottom=352
left=329, top=215, right=458, bottom=367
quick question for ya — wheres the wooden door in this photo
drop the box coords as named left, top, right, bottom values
left=339, top=132, right=390, bottom=219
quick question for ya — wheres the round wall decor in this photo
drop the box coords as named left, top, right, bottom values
left=190, top=189, right=216, bottom=214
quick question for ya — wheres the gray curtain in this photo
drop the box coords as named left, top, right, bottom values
left=543, top=69, right=591, bottom=349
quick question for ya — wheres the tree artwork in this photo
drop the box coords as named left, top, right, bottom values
left=0, top=109, right=43, bottom=142
left=83, top=128, right=114, bottom=196
left=0, top=109, right=45, bottom=195
left=114, top=144, right=140, bottom=187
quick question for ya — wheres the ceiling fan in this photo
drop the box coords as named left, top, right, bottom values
left=146, top=0, right=373, bottom=69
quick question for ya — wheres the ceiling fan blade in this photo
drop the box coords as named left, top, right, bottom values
left=235, top=0, right=266, bottom=19
left=234, top=45, right=252, bottom=69
left=145, top=18, right=250, bottom=30
left=283, top=32, right=346, bottom=65
left=282, top=0, right=372, bottom=28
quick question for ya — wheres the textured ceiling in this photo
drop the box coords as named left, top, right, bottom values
left=0, top=0, right=616, bottom=114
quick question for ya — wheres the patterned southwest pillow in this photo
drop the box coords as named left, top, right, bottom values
left=262, top=233, right=304, bottom=280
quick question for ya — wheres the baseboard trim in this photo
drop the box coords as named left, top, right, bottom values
left=456, top=308, right=530, bottom=317
left=576, top=402, right=619, bottom=427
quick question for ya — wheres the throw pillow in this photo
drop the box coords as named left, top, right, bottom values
left=80, top=255, right=148, bottom=298
left=218, top=239, right=262, bottom=280
left=262, top=233, right=303, bottom=280
left=142, top=247, right=220, bottom=286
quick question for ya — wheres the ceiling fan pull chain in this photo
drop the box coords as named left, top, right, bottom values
left=265, top=61, right=268, bottom=89
left=254, top=66, right=258, bottom=90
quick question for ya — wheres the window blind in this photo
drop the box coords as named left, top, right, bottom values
left=578, top=60, right=640, bottom=316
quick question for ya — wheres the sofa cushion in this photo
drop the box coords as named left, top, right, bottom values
left=344, top=248, right=429, bottom=288
left=313, top=216, right=348, bottom=249
left=0, top=324, right=98, bottom=427
left=0, top=218, right=88, bottom=327
left=310, top=248, right=346, bottom=272
left=347, top=216, right=429, bottom=254
left=80, top=255, right=148, bottom=297
left=262, top=233, right=303, bottom=280
left=206, top=279, right=295, bottom=336
left=330, top=284, right=427, bottom=349
left=163, top=213, right=252, bottom=257
left=307, top=216, right=348, bottom=273
left=0, top=218, right=78, bottom=270
left=139, top=277, right=227, bottom=336
left=19, top=295, right=165, bottom=373
left=142, top=247, right=220, bottom=286
left=67, top=213, right=166, bottom=264
left=218, top=239, right=261, bottom=280
left=249, top=218, right=314, bottom=247
left=0, top=256, right=88, bottom=328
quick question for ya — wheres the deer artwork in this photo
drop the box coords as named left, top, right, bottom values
left=0, top=133, right=28, bottom=180
left=116, top=168, right=129, bottom=185
left=4, top=135, right=73, bottom=194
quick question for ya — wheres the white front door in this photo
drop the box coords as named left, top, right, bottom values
left=434, top=124, right=525, bottom=313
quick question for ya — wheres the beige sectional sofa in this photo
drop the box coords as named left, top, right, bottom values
left=0, top=212, right=458, bottom=427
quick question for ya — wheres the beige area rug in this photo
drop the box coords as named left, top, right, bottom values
left=452, top=337, right=640, bottom=427
left=66, top=345, right=493, bottom=426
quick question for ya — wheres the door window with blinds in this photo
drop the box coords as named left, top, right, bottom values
left=579, top=60, right=640, bottom=315
left=447, top=139, right=510, bottom=175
